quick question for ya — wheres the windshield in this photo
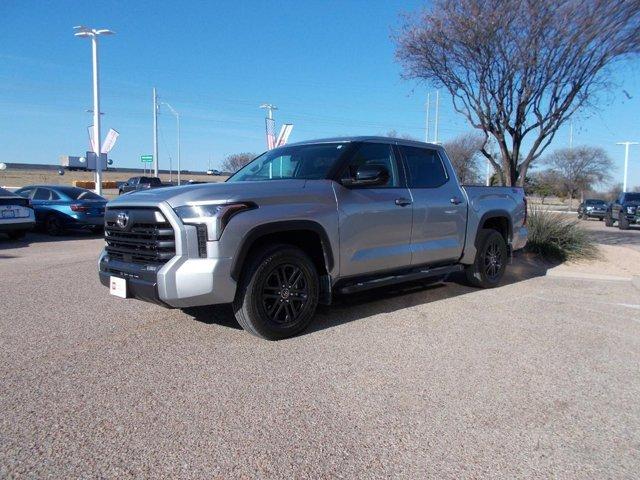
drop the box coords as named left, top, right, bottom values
left=227, top=143, right=347, bottom=182
left=624, top=193, right=640, bottom=202
left=585, top=200, right=606, bottom=205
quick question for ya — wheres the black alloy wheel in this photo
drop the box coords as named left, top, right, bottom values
left=483, top=238, right=504, bottom=283
left=259, top=263, right=310, bottom=326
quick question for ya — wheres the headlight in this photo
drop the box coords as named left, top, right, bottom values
left=174, top=202, right=255, bottom=240
left=627, top=206, right=637, bottom=214
left=585, top=206, right=593, bottom=211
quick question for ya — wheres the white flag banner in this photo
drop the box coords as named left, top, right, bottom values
left=276, top=124, right=294, bottom=147
left=101, top=128, right=120, bottom=154
left=88, top=126, right=97, bottom=153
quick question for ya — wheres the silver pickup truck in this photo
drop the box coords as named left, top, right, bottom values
left=99, top=137, right=527, bottom=339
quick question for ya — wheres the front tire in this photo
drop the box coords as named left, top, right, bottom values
left=465, top=229, right=508, bottom=288
left=7, top=230, right=26, bottom=240
left=604, top=213, right=614, bottom=227
left=233, top=244, right=319, bottom=340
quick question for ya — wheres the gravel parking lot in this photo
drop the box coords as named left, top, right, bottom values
left=1, top=225, right=639, bottom=478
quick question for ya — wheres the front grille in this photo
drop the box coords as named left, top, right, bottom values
left=104, top=208, right=176, bottom=264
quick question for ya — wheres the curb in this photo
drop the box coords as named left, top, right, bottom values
left=546, top=270, right=633, bottom=282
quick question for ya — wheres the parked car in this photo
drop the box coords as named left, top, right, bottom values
left=0, top=187, right=35, bottom=239
left=206, top=169, right=222, bottom=176
left=605, top=192, right=640, bottom=230
left=577, top=199, right=607, bottom=220
left=118, top=176, right=168, bottom=195
left=14, top=185, right=107, bottom=235
left=99, top=137, right=528, bottom=340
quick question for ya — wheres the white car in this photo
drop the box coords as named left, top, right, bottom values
left=0, top=187, right=35, bottom=240
left=206, top=169, right=222, bottom=176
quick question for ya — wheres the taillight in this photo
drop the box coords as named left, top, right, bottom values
left=523, top=196, right=528, bottom=225
left=71, top=204, right=89, bottom=212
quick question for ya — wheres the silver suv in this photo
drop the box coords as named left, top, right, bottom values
left=100, top=137, right=527, bottom=339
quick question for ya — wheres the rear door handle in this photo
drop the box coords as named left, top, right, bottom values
left=395, top=198, right=412, bottom=207
left=450, top=197, right=463, bottom=205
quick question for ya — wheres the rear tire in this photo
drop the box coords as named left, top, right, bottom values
left=45, top=215, right=63, bottom=236
left=465, top=229, right=508, bottom=288
left=619, top=215, right=630, bottom=230
left=232, top=244, right=319, bottom=340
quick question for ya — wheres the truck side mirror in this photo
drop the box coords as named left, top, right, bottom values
left=342, top=164, right=390, bottom=187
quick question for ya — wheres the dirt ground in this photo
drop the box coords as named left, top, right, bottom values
left=0, top=167, right=227, bottom=189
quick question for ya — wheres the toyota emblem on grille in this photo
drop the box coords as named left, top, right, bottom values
left=116, top=212, right=129, bottom=229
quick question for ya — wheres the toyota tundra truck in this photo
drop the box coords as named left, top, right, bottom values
left=99, top=137, right=528, bottom=340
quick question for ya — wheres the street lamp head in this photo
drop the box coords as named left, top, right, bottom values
left=73, top=26, right=115, bottom=37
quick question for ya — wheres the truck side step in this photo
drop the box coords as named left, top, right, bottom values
left=337, top=264, right=464, bottom=295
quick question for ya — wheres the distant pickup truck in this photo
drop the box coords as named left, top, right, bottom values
left=100, top=137, right=528, bottom=340
left=118, top=176, right=169, bottom=195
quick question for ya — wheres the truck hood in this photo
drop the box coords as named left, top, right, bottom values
left=108, top=179, right=317, bottom=208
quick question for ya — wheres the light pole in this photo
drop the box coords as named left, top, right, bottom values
left=162, top=102, right=181, bottom=185
left=616, top=141, right=638, bottom=192
left=74, top=25, right=114, bottom=196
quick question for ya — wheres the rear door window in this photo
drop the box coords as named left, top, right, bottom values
left=33, top=188, right=53, bottom=200
left=400, top=146, right=448, bottom=188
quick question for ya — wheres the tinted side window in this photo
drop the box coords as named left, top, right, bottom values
left=400, top=146, right=448, bottom=188
left=342, top=143, right=400, bottom=187
left=33, top=188, right=52, bottom=200
left=16, top=188, right=35, bottom=199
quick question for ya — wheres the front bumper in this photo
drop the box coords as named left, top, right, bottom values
left=583, top=210, right=606, bottom=218
left=98, top=201, right=237, bottom=308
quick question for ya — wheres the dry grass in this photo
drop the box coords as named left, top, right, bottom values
left=525, top=208, right=599, bottom=261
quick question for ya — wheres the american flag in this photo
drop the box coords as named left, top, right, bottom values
left=265, top=117, right=276, bottom=150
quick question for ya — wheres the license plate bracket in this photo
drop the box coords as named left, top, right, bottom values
left=109, top=276, right=127, bottom=298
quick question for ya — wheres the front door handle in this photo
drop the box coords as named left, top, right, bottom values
left=450, top=197, right=463, bottom=205
left=395, top=198, right=412, bottom=207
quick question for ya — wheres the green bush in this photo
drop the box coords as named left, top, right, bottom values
left=525, top=208, right=599, bottom=261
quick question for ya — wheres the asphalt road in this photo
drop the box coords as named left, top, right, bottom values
left=578, top=216, right=640, bottom=252
left=1, top=229, right=639, bottom=478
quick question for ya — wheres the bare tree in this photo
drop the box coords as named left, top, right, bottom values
left=544, top=146, right=613, bottom=208
left=443, top=132, right=484, bottom=184
left=385, top=129, right=417, bottom=140
left=222, top=152, right=256, bottom=173
left=396, top=0, right=640, bottom=186
left=528, top=169, right=563, bottom=204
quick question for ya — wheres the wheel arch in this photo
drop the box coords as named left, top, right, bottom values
left=230, top=220, right=334, bottom=282
left=476, top=210, right=512, bottom=246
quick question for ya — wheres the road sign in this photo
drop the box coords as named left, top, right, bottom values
left=140, top=155, right=153, bottom=163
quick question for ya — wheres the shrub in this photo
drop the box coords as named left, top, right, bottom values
left=525, top=208, right=599, bottom=261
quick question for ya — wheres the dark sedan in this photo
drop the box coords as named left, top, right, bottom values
left=14, top=185, right=107, bottom=235
left=577, top=199, right=607, bottom=220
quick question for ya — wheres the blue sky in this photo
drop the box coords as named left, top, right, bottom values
left=1, top=0, right=639, bottom=188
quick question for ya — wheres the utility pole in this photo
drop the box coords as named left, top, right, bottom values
left=74, top=25, right=114, bottom=195
left=153, top=87, right=159, bottom=177
left=434, top=90, right=440, bottom=144
left=162, top=102, right=181, bottom=185
left=616, top=141, right=638, bottom=192
left=425, top=93, right=430, bottom=143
